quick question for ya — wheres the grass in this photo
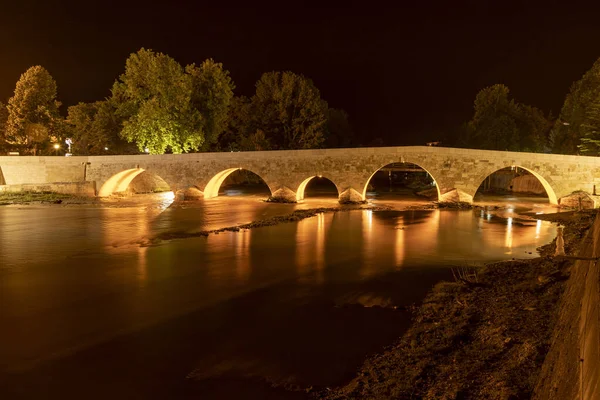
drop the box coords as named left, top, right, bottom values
left=0, top=191, right=75, bottom=205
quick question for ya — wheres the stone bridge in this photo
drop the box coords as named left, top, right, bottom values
left=1, top=146, right=600, bottom=204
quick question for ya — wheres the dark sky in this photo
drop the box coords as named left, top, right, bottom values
left=1, top=0, right=600, bottom=145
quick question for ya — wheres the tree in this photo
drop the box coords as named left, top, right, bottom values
left=325, top=108, right=355, bottom=148
left=67, top=100, right=137, bottom=155
left=248, top=71, right=328, bottom=150
left=461, top=84, right=550, bottom=152
left=186, top=59, right=235, bottom=150
left=5, top=66, right=63, bottom=155
left=553, top=58, right=600, bottom=154
left=0, top=102, right=7, bottom=151
left=112, top=48, right=203, bottom=154
left=514, top=104, right=552, bottom=152
left=577, top=93, right=600, bottom=155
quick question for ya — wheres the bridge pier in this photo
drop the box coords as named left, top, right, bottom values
left=269, top=187, right=297, bottom=202
left=339, top=188, right=364, bottom=203
left=439, top=188, right=474, bottom=203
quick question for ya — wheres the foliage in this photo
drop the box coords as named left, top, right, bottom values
left=248, top=71, right=328, bottom=150
left=325, top=108, right=355, bottom=148
left=5, top=66, right=64, bottom=155
left=66, top=100, right=137, bottom=155
left=112, top=48, right=203, bottom=154
left=577, top=93, right=600, bottom=155
left=0, top=101, right=7, bottom=151
left=186, top=59, right=235, bottom=150
left=215, top=96, right=252, bottom=151
left=552, top=58, right=600, bottom=154
left=461, top=84, right=550, bottom=152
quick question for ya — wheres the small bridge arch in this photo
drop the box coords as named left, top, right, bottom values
left=295, top=175, right=340, bottom=201
left=202, top=167, right=274, bottom=199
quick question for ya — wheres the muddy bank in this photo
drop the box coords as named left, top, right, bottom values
left=320, top=210, right=596, bottom=400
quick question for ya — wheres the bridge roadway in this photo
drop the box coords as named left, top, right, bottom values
left=1, top=146, right=600, bottom=204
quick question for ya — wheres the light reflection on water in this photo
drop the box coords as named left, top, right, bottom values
left=0, top=199, right=558, bottom=397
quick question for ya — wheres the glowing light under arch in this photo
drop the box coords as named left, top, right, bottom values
left=296, top=175, right=339, bottom=201
left=475, top=166, right=558, bottom=205
left=98, top=168, right=146, bottom=197
left=203, top=168, right=272, bottom=199
left=361, top=162, right=441, bottom=201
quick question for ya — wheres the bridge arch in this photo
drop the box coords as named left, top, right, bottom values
left=472, top=166, right=558, bottom=205
left=295, top=175, right=340, bottom=201
left=98, top=168, right=172, bottom=197
left=361, top=161, right=441, bottom=201
left=203, top=168, right=273, bottom=199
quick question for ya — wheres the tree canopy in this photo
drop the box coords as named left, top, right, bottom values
left=577, top=93, right=600, bottom=155
left=112, top=48, right=204, bottom=154
left=186, top=59, right=235, bottom=150
left=0, top=53, right=348, bottom=155
left=66, top=100, right=137, bottom=155
left=325, top=108, right=355, bottom=148
left=0, top=102, right=7, bottom=151
left=5, top=66, right=63, bottom=155
left=247, top=71, right=328, bottom=150
left=459, top=84, right=551, bottom=152
left=552, top=58, right=600, bottom=154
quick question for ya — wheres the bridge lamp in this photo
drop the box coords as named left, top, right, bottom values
left=104, top=147, right=109, bottom=151
left=53, top=144, right=60, bottom=149
left=144, top=148, right=150, bottom=154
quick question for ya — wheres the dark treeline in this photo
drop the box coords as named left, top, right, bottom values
left=444, top=57, right=600, bottom=156
left=1, top=49, right=600, bottom=156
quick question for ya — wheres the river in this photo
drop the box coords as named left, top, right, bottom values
left=0, top=193, right=557, bottom=399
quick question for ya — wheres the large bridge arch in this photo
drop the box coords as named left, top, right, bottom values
left=360, top=160, right=442, bottom=201
left=295, top=175, right=340, bottom=201
left=202, top=167, right=274, bottom=199
left=469, top=165, right=558, bottom=205
left=98, top=168, right=173, bottom=197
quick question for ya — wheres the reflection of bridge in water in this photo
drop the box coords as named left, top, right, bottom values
left=2, top=146, right=600, bottom=205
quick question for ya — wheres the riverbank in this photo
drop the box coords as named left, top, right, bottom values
left=0, top=191, right=80, bottom=205
left=320, top=210, right=596, bottom=400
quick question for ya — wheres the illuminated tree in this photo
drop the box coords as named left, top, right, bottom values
left=112, top=48, right=203, bottom=154
left=248, top=71, right=328, bottom=149
left=553, top=58, right=600, bottom=154
left=186, top=59, right=235, bottom=150
left=5, top=66, right=63, bottom=155
left=0, top=102, right=7, bottom=151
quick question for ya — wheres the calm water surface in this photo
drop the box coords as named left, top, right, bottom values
left=0, top=194, right=557, bottom=399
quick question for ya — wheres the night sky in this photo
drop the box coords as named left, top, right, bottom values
left=1, top=0, right=600, bottom=146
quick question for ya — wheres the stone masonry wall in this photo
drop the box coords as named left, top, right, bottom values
left=1, top=147, right=600, bottom=204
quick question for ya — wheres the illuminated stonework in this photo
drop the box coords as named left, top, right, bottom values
left=2, top=146, right=600, bottom=205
